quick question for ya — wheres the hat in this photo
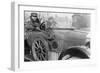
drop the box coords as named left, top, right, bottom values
left=31, top=13, right=38, bottom=17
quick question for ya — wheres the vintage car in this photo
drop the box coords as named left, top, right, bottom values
left=24, top=22, right=90, bottom=61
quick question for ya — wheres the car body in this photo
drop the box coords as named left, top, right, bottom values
left=24, top=26, right=90, bottom=61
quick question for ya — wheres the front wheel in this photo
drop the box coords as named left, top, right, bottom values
left=31, top=38, right=49, bottom=61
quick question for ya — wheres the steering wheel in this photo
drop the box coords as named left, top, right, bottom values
left=40, top=22, right=46, bottom=31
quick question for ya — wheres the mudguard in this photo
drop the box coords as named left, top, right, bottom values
left=26, top=31, right=49, bottom=61
left=58, top=46, right=90, bottom=60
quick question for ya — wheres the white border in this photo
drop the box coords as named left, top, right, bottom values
left=11, top=2, right=97, bottom=71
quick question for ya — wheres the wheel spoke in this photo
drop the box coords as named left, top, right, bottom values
left=38, top=40, right=47, bottom=54
left=40, top=41, right=45, bottom=48
left=32, top=43, right=37, bottom=51
left=41, top=53, right=46, bottom=60
left=38, top=40, right=41, bottom=46
left=39, top=43, right=43, bottom=50
left=41, top=49, right=46, bottom=55
left=39, top=54, right=43, bottom=60
left=34, top=41, right=40, bottom=49
left=36, top=40, right=40, bottom=46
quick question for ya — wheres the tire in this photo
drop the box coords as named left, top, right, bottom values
left=27, top=33, right=49, bottom=61
left=58, top=47, right=89, bottom=60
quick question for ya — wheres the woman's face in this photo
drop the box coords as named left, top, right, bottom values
left=31, top=16, right=37, bottom=21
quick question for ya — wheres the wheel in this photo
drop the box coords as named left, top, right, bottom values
left=31, top=37, right=49, bottom=61
left=40, top=22, right=46, bottom=31
left=58, top=47, right=89, bottom=60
